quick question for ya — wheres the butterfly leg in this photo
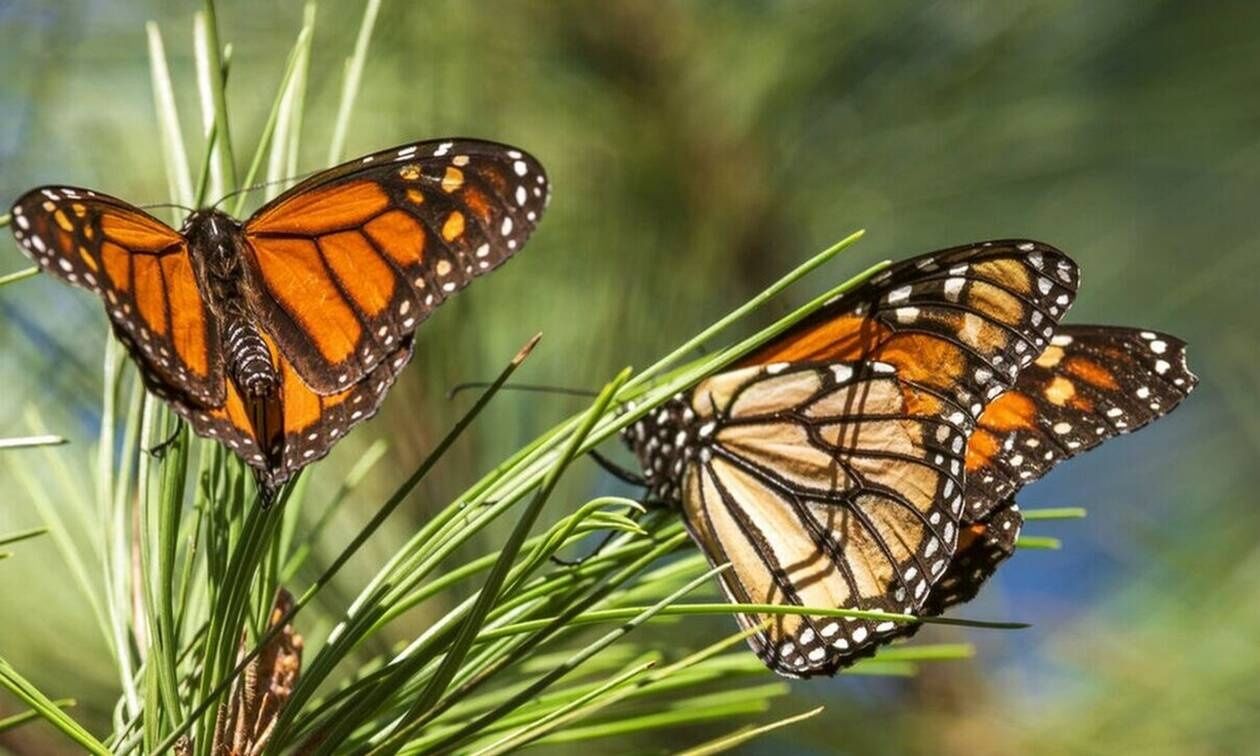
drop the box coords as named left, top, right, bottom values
left=588, top=449, right=647, bottom=486
left=550, top=506, right=646, bottom=568
left=550, top=529, right=621, bottom=567
left=146, top=419, right=186, bottom=459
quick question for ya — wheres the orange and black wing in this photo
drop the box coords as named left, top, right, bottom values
left=241, top=138, right=548, bottom=394
left=921, top=498, right=1022, bottom=616
left=964, top=325, right=1197, bottom=519
left=9, top=187, right=224, bottom=407
left=673, top=361, right=971, bottom=677
left=742, top=240, right=1080, bottom=422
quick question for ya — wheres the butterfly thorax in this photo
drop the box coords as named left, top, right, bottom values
left=183, top=209, right=278, bottom=398
left=621, top=394, right=707, bottom=504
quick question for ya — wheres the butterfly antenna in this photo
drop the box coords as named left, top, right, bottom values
left=210, top=169, right=322, bottom=212
left=140, top=201, right=198, bottom=216
left=445, top=381, right=600, bottom=400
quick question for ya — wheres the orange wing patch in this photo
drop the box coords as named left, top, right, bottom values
left=1064, top=356, right=1119, bottom=390
left=248, top=236, right=363, bottom=366
left=319, top=231, right=396, bottom=318
left=364, top=211, right=426, bottom=267
left=963, top=327, right=1197, bottom=519
left=162, top=253, right=212, bottom=377
left=249, top=180, right=391, bottom=235
left=100, top=208, right=183, bottom=251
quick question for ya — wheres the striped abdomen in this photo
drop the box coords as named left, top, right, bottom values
left=225, top=319, right=277, bottom=397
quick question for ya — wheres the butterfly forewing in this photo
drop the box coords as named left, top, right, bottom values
left=964, top=325, right=1197, bottom=519
left=9, top=187, right=225, bottom=407
left=656, top=361, right=971, bottom=677
left=242, top=138, right=548, bottom=394
left=743, top=240, right=1080, bottom=421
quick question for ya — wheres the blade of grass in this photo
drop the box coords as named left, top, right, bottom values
left=146, top=21, right=195, bottom=217
left=154, top=334, right=542, bottom=755
left=193, top=12, right=223, bottom=202
left=677, top=705, right=826, bottom=756
left=1017, top=536, right=1062, bottom=550
left=1022, top=507, right=1088, bottom=520
left=326, top=0, right=382, bottom=164
left=0, top=434, right=65, bottom=449
left=106, top=371, right=145, bottom=720
left=0, top=526, right=48, bottom=547
left=0, top=266, right=39, bottom=286
left=369, top=366, right=634, bottom=750
left=0, top=658, right=109, bottom=755
left=230, top=22, right=314, bottom=217
left=146, top=422, right=191, bottom=729
left=266, top=1, right=316, bottom=199
left=476, top=602, right=1028, bottom=641
left=0, top=698, right=76, bottom=734
left=198, top=0, right=237, bottom=193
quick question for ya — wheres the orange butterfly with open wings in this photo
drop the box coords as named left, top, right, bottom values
left=9, top=138, right=549, bottom=501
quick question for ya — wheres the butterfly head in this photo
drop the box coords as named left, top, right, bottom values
left=621, top=392, right=707, bottom=504
left=182, top=208, right=243, bottom=257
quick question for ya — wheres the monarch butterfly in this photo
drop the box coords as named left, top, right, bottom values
left=624, top=239, right=1190, bottom=678
left=8, top=138, right=549, bottom=501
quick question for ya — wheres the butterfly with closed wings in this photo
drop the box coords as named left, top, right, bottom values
left=8, top=138, right=549, bottom=502
left=623, top=240, right=1079, bottom=675
left=622, top=240, right=1195, bottom=677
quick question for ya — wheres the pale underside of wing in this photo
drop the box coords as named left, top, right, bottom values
left=679, top=361, right=970, bottom=677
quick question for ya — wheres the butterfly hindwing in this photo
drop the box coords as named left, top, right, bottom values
left=635, top=360, right=971, bottom=677
left=964, top=325, right=1198, bottom=519
left=923, top=498, right=1022, bottom=616
left=879, top=497, right=1023, bottom=645
left=241, top=138, right=548, bottom=395
left=184, top=333, right=414, bottom=489
left=10, top=187, right=225, bottom=407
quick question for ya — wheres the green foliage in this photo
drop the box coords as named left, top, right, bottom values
left=3, top=2, right=1252, bottom=755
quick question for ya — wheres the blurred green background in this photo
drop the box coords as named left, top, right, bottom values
left=2, top=1, right=1257, bottom=753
